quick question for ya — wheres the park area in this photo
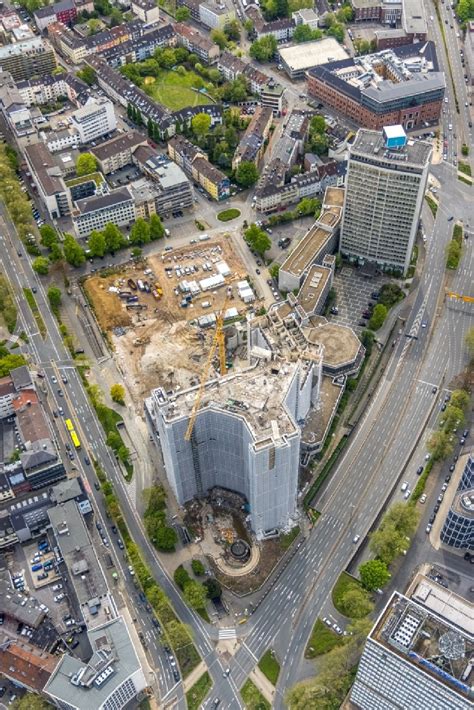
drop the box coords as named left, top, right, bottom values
left=143, top=70, right=213, bottom=111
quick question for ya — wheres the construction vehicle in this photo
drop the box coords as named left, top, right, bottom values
left=184, top=299, right=228, bottom=441
left=446, top=291, right=474, bottom=303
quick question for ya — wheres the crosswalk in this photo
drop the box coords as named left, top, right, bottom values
left=218, top=628, right=237, bottom=640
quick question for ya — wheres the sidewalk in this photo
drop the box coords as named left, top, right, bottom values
left=182, top=660, right=207, bottom=693
left=249, top=666, right=276, bottom=706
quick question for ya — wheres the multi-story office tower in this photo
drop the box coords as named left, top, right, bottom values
left=340, top=125, right=432, bottom=275
left=440, top=452, right=474, bottom=550
left=145, top=356, right=321, bottom=539
left=0, top=38, right=56, bottom=82
left=351, top=577, right=473, bottom=710
left=70, top=97, right=116, bottom=145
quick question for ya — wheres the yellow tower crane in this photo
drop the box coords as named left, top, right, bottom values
left=184, top=299, right=228, bottom=441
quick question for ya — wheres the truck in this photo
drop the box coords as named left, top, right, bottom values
left=31, top=563, right=43, bottom=571
left=199, top=234, right=210, bottom=242
left=126, top=303, right=148, bottom=310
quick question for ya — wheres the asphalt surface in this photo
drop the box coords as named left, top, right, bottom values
left=0, top=5, right=472, bottom=708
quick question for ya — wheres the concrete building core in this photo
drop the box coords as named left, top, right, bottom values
left=146, top=355, right=318, bottom=539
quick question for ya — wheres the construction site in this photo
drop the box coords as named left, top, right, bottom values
left=83, top=236, right=259, bottom=404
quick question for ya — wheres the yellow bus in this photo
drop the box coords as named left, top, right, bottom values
left=70, top=431, right=81, bottom=449
left=65, top=419, right=74, bottom=432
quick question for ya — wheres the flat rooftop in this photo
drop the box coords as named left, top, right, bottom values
left=351, top=128, right=432, bottom=168
left=279, top=37, right=349, bottom=71
left=154, top=359, right=304, bottom=442
left=304, top=317, right=362, bottom=370
left=301, top=376, right=342, bottom=448
left=371, top=588, right=473, bottom=699
left=324, top=186, right=345, bottom=207
left=297, top=264, right=331, bottom=315
left=403, top=0, right=427, bottom=35
left=450, top=488, right=474, bottom=519
left=281, top=223, right=334, bottom=279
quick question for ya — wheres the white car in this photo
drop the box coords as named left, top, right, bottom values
left=54, top=593, right=64, bottom=602
left=323, top=617, right=332, bottom=627
left=352, top=534, right=360, bottom=544
left=425, top=453, right=431, bottom=461
left=425, top=523, right=432, bottom=534
left=401, top=481, right=408, bottom=492
left=419, top=494, right=427, bottom=504
left=52, top=583, right=63, bottom=591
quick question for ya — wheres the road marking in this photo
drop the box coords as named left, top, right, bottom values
left=218, top=627, right=237, bottom=640
left=417, top=379, right=438, bottom=388
left=242, top=641, right=258, bottom=663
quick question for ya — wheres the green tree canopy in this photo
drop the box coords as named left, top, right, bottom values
left=76, top=152, right=97, bottom=177
left=88, top=230, right=106, bottom=258
left=149, top=213, right=164, bottom=240
left=191, top=112, right=212, bottom=138
left=236, top=160, right=259, bottom=187
left=174, top=565, right=191, bottom=590
left=244, top=224, right=271, bottom=255
left=175, top=5, right=190, bottom=20
left=47, top=286, right=62, bottom=309
left=450, top=389, right=470, bottom=411
left=204, top=577, right=222, bottom=599
left=183, top=580, right=208, bottom=610
left=191, top=559, right=205, bottom=576
left=103, top=222, right=124, bottom=253
left=211, top=28, right=228, bottom=49
left=338, top=586, right=374, bottom=618
left=129, top=218, right=151, bottom=245
left=427, top=430, right=453, bottom=461
left=110, top=383, right=125, bottom=405
left=249, top=35, right=277, bottom=62
left=39, top=224, right=59, bottom=249
left=49, top=243, right=63, bottom=263
left=77, top=66, right=96, bottom=86
left=154, top=525, right=178, bottom=551
left=63, top=234, right=86, bottom=266
left=368, top=303, right=387, bottom=330
left=359, top=559, right=391, bottom=591
left=32, top=256, right=50, bottom=275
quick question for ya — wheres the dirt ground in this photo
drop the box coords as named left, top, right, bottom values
left=84, top=238, right=255, bottom=405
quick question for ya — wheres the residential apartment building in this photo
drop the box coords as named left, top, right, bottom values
left=145, top=357, right=319, bottom=538
left=0, top=37, right=56, bottom=82
left=24, top=143, right=73, bottom=219
left=131, top=0, right=160, bottom=24
left=440, top=452, right=474, bottom=550
left=174, top=22, right=220, bottom=63
left=246, top=6, right=295, bottom=41
left=307, top=42, right=444, bottom=131
left=48, top=19, right=144, bottom=64
left=217, top=52, right=285, bottom=112
left=199, top=2, right=235, bottom=29
left=0, top=71, right=35, bottom=136
left=91, top=131, right=147, bottom=174
left=351, top=579, right=473, bottom=710
left=175, top=0, right=201, bottom=22
left=232, top=105, right=273, bottom=170
left=133, top=147, right=194, bottom=213
left=43, top=128, right=79, bottom=152
left=466, top=21, right=474, bottom=87
left=99, top=24, right=176, bottom=67
left=73, top=189, right=135, bottom=237
left=70, top=97, right=117, bottom=144
left=168, top=135, right=230, bottom=201
left=34, top=0, right=77, bottom=31
left=16, top=73, right=88, bottom=107
left=340, top=126, right=431, bottom=275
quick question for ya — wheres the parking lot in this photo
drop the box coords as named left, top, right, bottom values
left=329, top=266, right=390, bottom=333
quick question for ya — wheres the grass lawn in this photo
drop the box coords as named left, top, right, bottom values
left=258, top=649, right=280, bottom=685
left=458, top=160, right=472, bottom=176
left=425, top=194, right=438, bottom=217
left=332, top=571, right=369, bottom=617
left=305, top=618, right=345, bottom=658
left=23, top=287, right=46, bottom=338
left=217, top=208, right=241, bottom=222
left=241, top=679, right=271, bottom=710
left=186, top=672, right=212, bottom=710
left=145, top=70, right=213, bottom=111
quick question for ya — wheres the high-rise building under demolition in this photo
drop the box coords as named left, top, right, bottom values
left=145, top=335, right=322, bottom=539
left=340, top=125, right=432, bottom=275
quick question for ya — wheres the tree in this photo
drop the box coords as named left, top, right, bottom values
left=47, top=286, right=62, bottom=309
left=450, top=388, right=470, bottom=411
left=236, top=160, right=259, bottom=187
left=203, top=577, right=222, bottom=599
left=244, top=224, right=271, bottom=256
left=11, top=694, right=51, bottom=710
left=183, top=580, right=207, bottom=610
left=63, top=234, right=86, bottom=267
left=446, top=239, right=461, bottom=269
left=175, top=5, right=190, bottom=20
left=309, top=131, right=328, bottom=155
left=149, top=213, right=164, bottom=240
left=77, top=66, right=96, bottom=86
left=293, top=24, right=322, bottom=42
left=49, top=243, right=63, bottom=262
left=191, top=112, right=212, bottom=138
left=103, top=222, right=123, bottom=253
left=191, top=559, right=205, bottom=576
left=129, top=218, right=151, bottom=245
left=154, top=525, right=178, bottom=551
left=383, top=503, right=419, bottom=538
left=359, top=559, right=391, bottom=591
left=211, top=29, right=228, bottom=50
left=32, top=256, right=49, bottom=275
left=166, top=620, right=192, bottom=649
left=88, top=229, right=106, bottom=258
left=131, top=247, right=142, bottom=258
left=110, top=383, right=125, bottom=405
left=76, top=152, right=97, bottom=177
left=249, top=35, right=277, bottom=62
left=370, top=523, right=406, bottom=565
left=339, top=586, right=374, bottom=618
left=224, top=18, right=241, bottom=41
left=106, top=431, right=122, bottom=450
left=109, top=6, right=123, bottom=25
left=328, top=22, right=345, bottom=42
left=457, top=0, right=474, bottom=22
left=310, top=115, right=326, bottom=134
left=427, top=430, right=453, bottom=461
left=269, top=263, right=280, bottom=279
left=174, top=565, right=191, bottom=590
left=87, top=17, right=102, bottom=33
left=441, top=405, right=465, bottom=432
left=368, top=303, right=387, bottom=330
left=378, top=282, right=404, bottom=308
left=39, top=224, right=58, bottom=249
left=160, top=48, right=177, bottom=69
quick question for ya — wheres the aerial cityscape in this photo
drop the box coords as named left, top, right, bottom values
left=0, top=0, right=471, bottom=706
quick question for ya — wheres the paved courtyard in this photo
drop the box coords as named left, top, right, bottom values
left=329, top=266, right=390, bottom=333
